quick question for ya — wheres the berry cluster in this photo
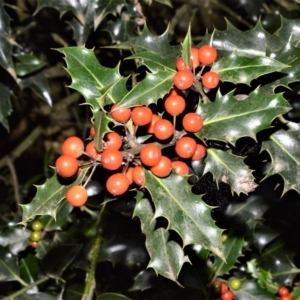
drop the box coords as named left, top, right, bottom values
left=212, top=280, right=237, bottom=300
left=55, top=45, right=219, bottom=207
left=29, top=220, right=43, bottom=248
left=173, top=44, right=219, bottom=90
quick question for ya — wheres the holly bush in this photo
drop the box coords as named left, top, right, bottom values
left=2, top=0, right=300, bottom=299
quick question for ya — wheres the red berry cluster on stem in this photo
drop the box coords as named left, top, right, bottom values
left=54, top=46, right=222, bottom=207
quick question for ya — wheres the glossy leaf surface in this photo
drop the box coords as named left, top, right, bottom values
left=133, top=197, right=190, bottom=283
left=145, top=171, right=224, bottom=259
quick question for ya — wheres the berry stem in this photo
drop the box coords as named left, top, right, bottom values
left=83, top=162, right=99, bottom=188
left=193, top=80, right=211, bottom=104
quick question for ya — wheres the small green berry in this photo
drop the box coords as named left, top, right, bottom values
left=30, top=231, right=42, bottom=242
left=229, top=278, right=241, bottom=290
left=31, top=220, right=43, bottom=231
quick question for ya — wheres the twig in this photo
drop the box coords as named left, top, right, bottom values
left=81, top=204, right=106, bottom=300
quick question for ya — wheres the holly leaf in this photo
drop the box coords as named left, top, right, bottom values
left=109, top=23, right=180, bottom=60
left=58, top=46, right=122, bottom=109
left=14, top=53, right=47, bottom=77
left=133, top=197, right=190, bottom=283
left=258, top=238, right=300, bottom=286
left=233, top=279, right=275, bottom=300
left=39, top=200, right=73, bottom=232
left=212, top=234, right=245, bottom=276
left=144, top=171, right=224, bottom=259
left=246, top=259, right=278, bottom=294
left=290, top=287, right=300, bottom=300
left=212, top=53, right=289, bottom=85
left=105, top=17, right=137, bottom=43
left=262, top=129, right=300, bottom=196
left=0, top=247, right=22, bottom=282
left=0, top=227, right=31, bottom=255
left=204, top=149, right=257, bottom=195
left=116, top=70, right=174, bottom=109
left=181, top=24, right=191, bottom=68
left=153, top=0, right=172, bottom=7
left=19, top=71, right=52, bottom=106
left=269, top=41, right=300, bottom=87
left=42, top=244, right=82, bottom=279
left=202, top=21, right=268, bottom=59
left=0, top=3, right=16, bottom=80
left=20, top=168, right=89, bottom=226
left=0, top=82, right=12, bottom=131
left=196, top=89, right=291, bottom=145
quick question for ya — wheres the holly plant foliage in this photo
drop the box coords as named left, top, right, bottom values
left=3, top=1, right=300, bottom=299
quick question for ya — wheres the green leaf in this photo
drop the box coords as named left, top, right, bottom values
left=290, top=287, right=300, bottom=300
left=19, top=254, right=40, bottom=285
left=116, top=70, right=174, bottom=109
left=109, top=23, right=180, bottom=60
left=153, top=0, right=172, bottom=7
left=0, top=227, right=31, bottom=255
left=14, top=53, right=47, bottom=77
left=93, top=108, right=112, bottom=152
left=204, top=149, right=257, bottom=195
left=246, top=259, right=278, bottom=294
left=212, top=234, right=245, bottom=276
left=202, top=21, right=268, bottom=58
left=58, top=46, right=122, bottom=108
left=262, top=129, right=300, bottom=195
left=15, top=291, right=64, bottom=300
left=181, top=25, right=192, bottom=68
left=0, top=82, right=12, bottom=131
left=96, top=293, right=132, bottom=300
left=19, top=71, right=52, bottom=106
left=212, top=53, right=289, bottom=85
left=234, top=279, right=275, bottom=300
left=133, top=197, right=190, bottom=283
left=0, top=247, right=22, bottom=282
left=270, top=41, right=300, bottom=87
left=196, top=89, right=291, bottom=145
left=20, top=168, right=89, bottom=225
left=39, top=200, right=73, bottom=232
left=42, top=244, right=82, bottom=279
left=126, top=51, right=175, bottom=73
left=0, top=3, right=16, bottom=80
left=258, top=238, right=300, bottom=286
left=144, top=171, right=224, bottom=259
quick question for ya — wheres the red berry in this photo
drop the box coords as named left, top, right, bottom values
left=221, top=290, right=234, bottom=300
left=90, top=126, right=95, bottom=137
left=278, top=286, right=289, bottom=296
left=164, top=95, right=186, bottom=116
left=140, top=144, right=162, bottom=167
left=182, top=112, right=203, bottom=133
left=191, top=144, right=206, bottom=161
left=280, top=295, right=292, bottom=300
left=85, top=141, right=101, bottom=160
left=105, top=132, right=122, bottom=150
left=61, top=136, right=84, bottom=158
left=125, top=167, right=134, bottom=185
left=198, top=45, right=217, bottom=65
left=110, top=103, right=131, bottom=123
left=132, top=166, right=145, bottom=186
left=55, top=155, right=78, bottom=178
left=131, top=106, right=153, bottom=126
left=220, top=282, right=228, bottom=295
left=150, top=156, right=172, bottom=177
left=175, top=137, right=197, bottom=159
left=175, top=57, right=186, bottom=71
left=190, top=47, right=200, bottom=68
left=173, top=70, right=194, bottom=90
left=66, top=185, right=88, bottom=207
left=172, top=161, right=189, bottom=176
left=153, top=119, right=174, bottom=140
left=147, top=114, right=160, bottom=134
left=106, top=173, right=129, bottom=196
left=101, top=149, right=123, bottom=170
left=202, top=71, right=220, bottom=89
